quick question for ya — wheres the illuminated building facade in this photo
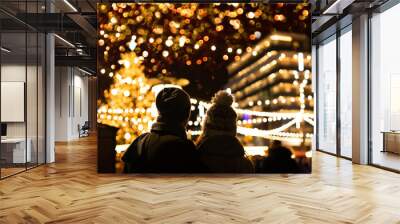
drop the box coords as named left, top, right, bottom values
left=225, top=32, right=313, bottom=150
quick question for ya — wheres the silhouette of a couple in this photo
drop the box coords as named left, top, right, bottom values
left=122, top=87, right=299, bottom=173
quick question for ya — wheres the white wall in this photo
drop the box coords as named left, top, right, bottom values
left=55, top=67, right=89, bottom=141
left=1, top=63, right=46, bottom=163
left=72, top=73, right=89, bottom=138
left=1, top=65, right=38, bottom=138
left=55, top=66, right=69, bottom=141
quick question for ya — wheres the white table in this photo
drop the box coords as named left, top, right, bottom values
left=1, top=138, right=31, bottom=163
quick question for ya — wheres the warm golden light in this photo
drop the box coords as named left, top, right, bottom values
left=270, top=34, right=293, bottom=42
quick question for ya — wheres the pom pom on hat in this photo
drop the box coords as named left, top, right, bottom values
left=211, top=91, right=234, bottom=107
left=203, top=90, right=237, bottom=135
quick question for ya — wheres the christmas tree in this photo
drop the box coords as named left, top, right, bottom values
left=97, top=52, right=157, bottom=145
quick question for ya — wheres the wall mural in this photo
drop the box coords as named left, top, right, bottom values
left=97, top=2, right=313, bottom=173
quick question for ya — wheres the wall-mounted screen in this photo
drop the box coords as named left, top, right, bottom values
left=97, top=3, right=313, bottom=174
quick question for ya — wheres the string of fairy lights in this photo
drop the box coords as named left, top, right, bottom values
left=98, top=3, right=310, bottom=80
left=97, top=3, right=312, bottom=145
left=185, top=95, right=314, bottom=143
left=96, top=51, right=314, bottom=144
left=98, top=94, right=314, bottom=143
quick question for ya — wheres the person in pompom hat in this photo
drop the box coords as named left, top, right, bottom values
left=196, top=90, right=254, bottom=173
left=122, top=87, right=206, bottom=173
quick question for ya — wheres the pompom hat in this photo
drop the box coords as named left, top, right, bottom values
left=203, top=90, right=237, bottom=135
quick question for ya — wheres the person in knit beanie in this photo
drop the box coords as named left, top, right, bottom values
left=122, top=87, right=206, bottom=173
left=155, top=87, right=191, bottom=124
left=201, top=91, right=238, bottom=136
left=196, top=90, right=254, bottom=173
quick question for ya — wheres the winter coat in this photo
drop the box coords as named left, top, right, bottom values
left=122, top=122, right=206, bottom=173
left=197, top=135, right=254, bottom=173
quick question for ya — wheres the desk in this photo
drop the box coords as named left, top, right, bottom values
left=382, top=131, right=400, bottom=154
left=1, top=138, right=31, bottom=163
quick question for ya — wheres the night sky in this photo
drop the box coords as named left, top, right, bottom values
left=98, top=3, right=311, bottom=100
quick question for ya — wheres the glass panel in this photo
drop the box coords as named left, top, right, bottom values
left=1, top=31, right=28, bottom=177
left=339, top=29, right=352, bottom=158
left=0, top=0, right=46, bottom=178
left=36, top=0, right=46, bottom=165
left=26, top=0, right=41, bottom=169
left=317, top=37, right=337, bottom=154
left=38, top=32, right=46, bottom=165
left=0, top=0, right=29, bottom=177
left=371, top=5, right=400, bottom=171
left=27, top=30, right=38, bottom=169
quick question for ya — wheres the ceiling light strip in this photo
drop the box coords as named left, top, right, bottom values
left=54, top=34, right=75, bottom=48
left=1, top=47, right=11, bottom=53
left=63, top=0, right=78, bottom=12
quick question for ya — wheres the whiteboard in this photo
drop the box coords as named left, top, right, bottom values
left=1, top=82, right=25, bottom=122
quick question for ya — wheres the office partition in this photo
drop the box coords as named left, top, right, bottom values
left=0, top=0, right=47, bottom=179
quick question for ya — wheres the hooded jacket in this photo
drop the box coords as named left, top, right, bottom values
left=122, top=122, right=206, bottom=173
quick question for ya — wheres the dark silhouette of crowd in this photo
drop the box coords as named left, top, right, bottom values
left=261, top=140, right=300, bottom=173
left=122, top=87, right=302, bottom=173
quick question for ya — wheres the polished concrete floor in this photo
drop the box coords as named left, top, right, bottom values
left=0, top=135, right=400, bottom=223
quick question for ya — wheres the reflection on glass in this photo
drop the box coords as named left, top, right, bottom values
left=339, top=29, right=352, bottom=158
left=0, top=0, right=47, bottom=178
left=317, top=37, right=337, bottom=154
left=1, top=31, right=28, bottom=177
left=27, top=31, right=38, bottom=169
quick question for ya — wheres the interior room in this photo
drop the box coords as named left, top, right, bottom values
left=54, top=66, right=91, bottom=141
left=0, top=8, right=46, bottom=177
left=0, top=0, right=400, bottom=223
left=370, top=3, right=400, bottom=171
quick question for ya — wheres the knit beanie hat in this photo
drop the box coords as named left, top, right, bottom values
left=156, top=87, right=191, bottom=123
left=203, top=91, right=237, bottom=135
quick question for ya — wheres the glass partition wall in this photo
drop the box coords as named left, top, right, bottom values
left=370, top=3, right=400, bottom=171
left=316, top=26, right=353, bottom=159
left=317, top=35, right=337, bottom=155
left=0, top=1, right=46, bottom=179
left=339, top=27, right=352, bottom=159
left=316, top=1, right=400, bottom=172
